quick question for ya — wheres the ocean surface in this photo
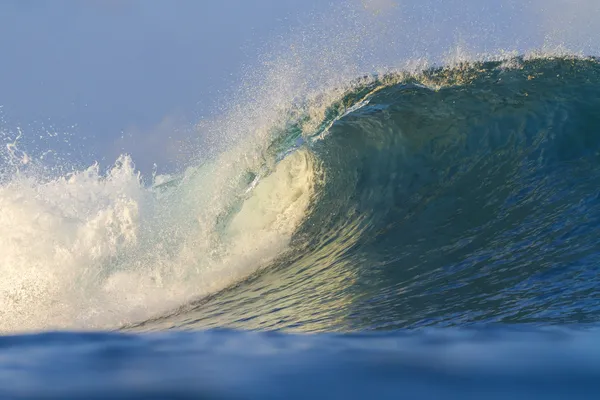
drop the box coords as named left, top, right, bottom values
left=2, top=56, right=600, bottom=398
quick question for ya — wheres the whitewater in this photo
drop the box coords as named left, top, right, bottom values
left=2, top=0, right=600, bottom=398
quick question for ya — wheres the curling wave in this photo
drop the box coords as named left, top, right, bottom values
left=131, top=55, right=600, bottom=332
left=2, top=55, right=600, bottom=334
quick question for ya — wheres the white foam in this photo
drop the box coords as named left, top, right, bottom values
left=0, top=147, right=321, bottom=333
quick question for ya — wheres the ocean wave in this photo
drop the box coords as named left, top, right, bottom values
left=130, top=55, right=600, bottom=332
left=2, top=55, right=600, bottom=334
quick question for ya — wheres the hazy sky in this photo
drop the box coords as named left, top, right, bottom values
left=0, top=0, right=329, bottom=172
left=0, top=0, right=598, bottom=174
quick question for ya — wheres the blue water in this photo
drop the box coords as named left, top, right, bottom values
left=3, top=328, right=600, bottom=399
left=2, top=56, right=600, bottom=398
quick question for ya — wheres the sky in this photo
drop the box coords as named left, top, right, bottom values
left=0, top=0, right=598, bottom=175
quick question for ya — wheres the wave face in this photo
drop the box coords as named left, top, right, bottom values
left=128, top=56, right=600, bottom=332
left=2, top=56, right=600, bottom=335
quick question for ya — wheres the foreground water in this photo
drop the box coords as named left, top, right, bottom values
left=2, top=328, right=600, bottom=399
left=2, top=56, right=600, bottom=398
